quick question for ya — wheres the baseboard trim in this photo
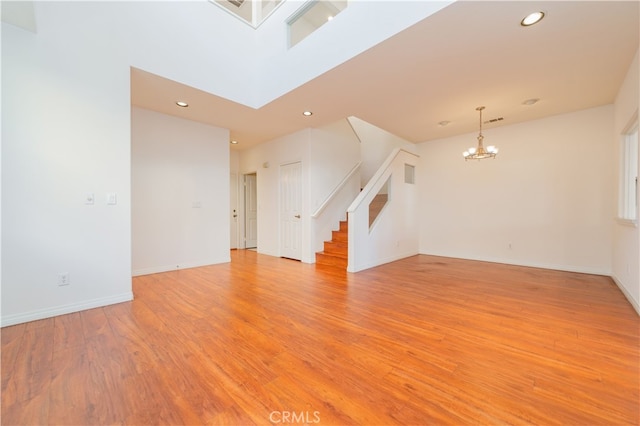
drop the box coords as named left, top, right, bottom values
left=132, top=257, right=231, bottom=277
left=0, top=292, right=134, bottom=327
left=611, top=275, right=640, bottom=316
left=418, top=251, right=611, bottom=276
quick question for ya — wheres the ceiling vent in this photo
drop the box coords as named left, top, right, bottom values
left=228, top=0, right=245, bottom=7
left=484, top=117, right=504, bottom=124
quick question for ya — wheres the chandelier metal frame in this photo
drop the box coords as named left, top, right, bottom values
left=463, top=106, right=499, bottom=161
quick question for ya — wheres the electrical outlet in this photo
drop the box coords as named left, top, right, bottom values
left=58, top=273, right=70, bottom=286
left=106, top=192, right=117, bottom=205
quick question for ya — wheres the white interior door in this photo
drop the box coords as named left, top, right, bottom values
left=230, top=173, right=238, bottom=249
left=244, top=173, right=258, bottom=249
left=280, top=162, right=302, bottom=260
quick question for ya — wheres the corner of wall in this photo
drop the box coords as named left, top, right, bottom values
left=612, top=274, right=640, bottom=316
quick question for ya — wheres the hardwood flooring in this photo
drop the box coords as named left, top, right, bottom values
left=2, top=251, right=639, bottom=425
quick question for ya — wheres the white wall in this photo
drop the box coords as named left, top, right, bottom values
left=131, top=107, right=230, bottom=276
left=1, top=15, right=132, bottom=325
left=230, top=150, right=241, bottom=175
left=348, top=116, right=416, bottom=186
left=309, top=119, right=361, bottom=212
left=418, top=106, right=614, bottom=275
left=612, top=50, right=639, bottom=314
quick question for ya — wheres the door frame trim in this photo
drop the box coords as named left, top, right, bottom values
left=243, top=172, right=258, bottom=250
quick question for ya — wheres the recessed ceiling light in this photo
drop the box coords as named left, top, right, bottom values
left=522, top=98, right=540, bottom=106
left=230, top=140, right=238, bottom=144
left=438, top=120, right=451, bottom=127
left=176, top=101, right=189, bottom=107
left=303, top=111, right=313, bottom=116
left=521, top=11, right=545, bottom=27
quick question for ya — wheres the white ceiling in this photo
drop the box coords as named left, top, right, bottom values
left=131, top=1, right=639, bottom=150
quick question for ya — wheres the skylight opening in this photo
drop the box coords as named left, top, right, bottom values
left=210, top=0, right=284, bottom=28
left=287, top=1, right=348, bottom=47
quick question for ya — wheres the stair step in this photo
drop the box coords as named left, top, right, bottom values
left=332, top=230, right=348, bottom=242
left=324, top=240, right=347, bottom=254
left=316, top=252, right=348, bottom=268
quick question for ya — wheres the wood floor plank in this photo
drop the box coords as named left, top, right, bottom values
left=1, top=387, right=50, bottom=426
left=48, top=348, right=94, bottom=425
left=80, top=307, right=111, bottom=341
left=53, top=312, right=85, bottom=353
left=1, top=251, right=638, bottom=425
left=7, top=321, right=55, bottom=406
left=1, top=323, right=26, bottom=400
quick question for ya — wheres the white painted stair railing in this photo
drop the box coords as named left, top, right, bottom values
left=347, top=148, right=420, bottom=272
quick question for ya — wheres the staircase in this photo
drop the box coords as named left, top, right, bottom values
left=315, top=193, right=389, bottom=269
left=315, top=220, right=348, bottom=268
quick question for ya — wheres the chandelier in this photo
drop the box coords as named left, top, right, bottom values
left=463, top=106, right=498, bottom=160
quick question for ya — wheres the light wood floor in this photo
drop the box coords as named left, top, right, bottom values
left=2, top=251, right=639, bottom=425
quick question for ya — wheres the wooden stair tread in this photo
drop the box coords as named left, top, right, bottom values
left=317, top=250, right=347, bottom=259
left=316, top=252, right=348, bottom=268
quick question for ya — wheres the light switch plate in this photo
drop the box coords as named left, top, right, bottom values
left=106, top=193, right=117, bottom=205
left=85, top=193, right=95, bottom=205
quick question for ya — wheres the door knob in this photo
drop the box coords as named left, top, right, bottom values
left=294, top=214, right=301, bottom=218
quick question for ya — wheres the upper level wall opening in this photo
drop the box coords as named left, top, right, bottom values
left=210, top=0, right=284, bottom=28
left=287, top=1, right=348, bottom=47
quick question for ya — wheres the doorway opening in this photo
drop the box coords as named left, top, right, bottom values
left=244, top=173, right=258, bottom=249
left=230, top=172, right=239, bottom=250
